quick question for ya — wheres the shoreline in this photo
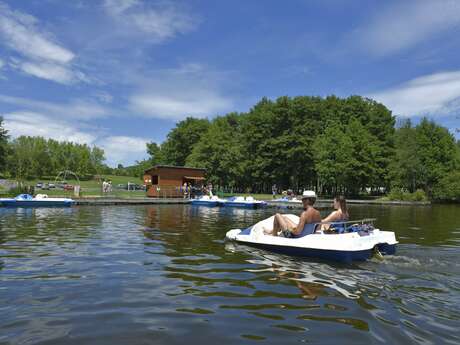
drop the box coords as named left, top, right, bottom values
left=70, top=197, right=431, bottom=207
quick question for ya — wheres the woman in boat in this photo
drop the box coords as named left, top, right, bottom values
left=320, top=195, right=349, bottom=230
left=265, top=190, right=321, bottom=237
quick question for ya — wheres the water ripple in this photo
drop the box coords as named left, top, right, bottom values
left=0, top=204, right=459, bottom=344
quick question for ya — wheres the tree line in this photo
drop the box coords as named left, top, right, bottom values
left=1, top=94, right=459, bottom=201
left=0, top=118, right=106, bottom=180
left=144, top=96, right=460, bottom=201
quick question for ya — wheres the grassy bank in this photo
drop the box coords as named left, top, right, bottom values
left=0, top=175, right=146, bottom=198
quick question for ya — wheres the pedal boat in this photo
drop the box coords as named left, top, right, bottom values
left=191, top=195, right=227, bottom=207
left=225, top=215, right=398, bottom=263
left=224, top=196, right=267, bottom=208
left=0, top=194, right=75, bottom=207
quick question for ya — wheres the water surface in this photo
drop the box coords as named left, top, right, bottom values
left=0, top=204, right=459, bottom=344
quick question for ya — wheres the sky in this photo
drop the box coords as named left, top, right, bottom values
left=0, top=0, right=459, bottom=166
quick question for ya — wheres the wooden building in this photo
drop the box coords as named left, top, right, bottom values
left=143, top=165, right=206, bottom=198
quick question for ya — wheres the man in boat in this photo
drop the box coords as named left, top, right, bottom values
left=265, top=190, right=321, bottom=237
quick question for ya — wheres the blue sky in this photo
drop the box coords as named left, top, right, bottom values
left=0, top=0, right=459, bottom=166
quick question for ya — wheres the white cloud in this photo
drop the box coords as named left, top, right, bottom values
left=17, top=61, right=87, bottom=84
left=352, top=0, right=460, bottom=56
left=0, top=2, right=85, bottom=84
left=3, top=112, right=97, bottom=144
left=98, top=135, right=149, bottom=166
left=130, top=92, right=232, bottom=120
left=0, top=94, right=110, bottom=120
left=104, top=0, right=139, bottom=16
left=94, top=91, right=113, bottom=104
left=103, top=0, right=198, bottom=42
left=127, top=63, right=234, bottom=120
left=2, top=112, right=149, bottom=166
left=369, top=71, right=460, bottom=117
left=0, top=58, right=4, bottom=69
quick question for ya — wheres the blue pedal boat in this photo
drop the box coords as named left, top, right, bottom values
left=191, top=195, right=227, bottom=207
left=0, top=194, right=75, bottom=207
left=226, top=216, right=398, bottom=263
left=224, top=196, right=267, bottom=208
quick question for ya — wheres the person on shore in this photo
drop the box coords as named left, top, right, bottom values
left=320, top=195, right=349, bottom=230
left=183, top=182, right=188, bottom=199
left=264, top=190, right=321, bottom=237
left=272, top=184, right=277, bottom=199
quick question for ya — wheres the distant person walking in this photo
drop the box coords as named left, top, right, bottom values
left=272, top=184, right=277, bottom=199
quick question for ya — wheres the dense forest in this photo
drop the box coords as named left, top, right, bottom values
left=144, top=96, right=460, bottom=201
left=0, top=118, right=106, bottom=180
left=1, top=95, right=459, bottom=201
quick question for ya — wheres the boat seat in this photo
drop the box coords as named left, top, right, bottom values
left=292, top=223, right=318, bottom=238
left=15, top=194, right=33, bottom=200
left=329, top=222, right=346, bottom=233
left=240, top=226, right=253, bottom=235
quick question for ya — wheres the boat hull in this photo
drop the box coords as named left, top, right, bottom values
left=0, top=199, right=74, bottom=207
left=224, top=202, right=266, bottom=208
left=234, top=239, right=381, bottom=263
left=225, top=217, right=398, bottom=263
left=191, top=200, right=220, bottom=207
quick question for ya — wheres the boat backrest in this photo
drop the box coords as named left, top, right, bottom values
left=292, top=223, right=317, bottom=238
left=329, top=222, right=346, bottom=233
left=15, top=194, right=33, bottom=200
left=245, top=196, right=254, bottom=201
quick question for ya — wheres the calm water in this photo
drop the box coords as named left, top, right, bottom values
left=0, top=204, right=459, bottom=344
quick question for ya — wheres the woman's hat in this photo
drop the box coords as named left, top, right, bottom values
left=300, top=190, right=317, bottom=199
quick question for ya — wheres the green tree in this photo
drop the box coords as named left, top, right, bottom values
left=187, top=114, right=243, bottom=188
left=415, top=118, right=459, bottom=194
left=433, top=171, right=460, bottom=202
left=161, top=117, right=210, bottom=166
left=313, top=123, right=353, bottom=194
left=146, top=142, right=165, bottom=165
left=0, top=116, right=9, bottom=173
left=390, top=120, right=420, bottom=192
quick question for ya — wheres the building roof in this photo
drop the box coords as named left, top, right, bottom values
left=144, top=165, right=206, bottom=173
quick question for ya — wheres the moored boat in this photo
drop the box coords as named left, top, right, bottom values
left=273, top=196, right=302, bottom=203
left=191, top=195, right=227, bottom=207
left=0, top=194, right=75, bottom=207
left=224, top=196, right=267, bottom=208
left=225, top=215, right=398, bottom=263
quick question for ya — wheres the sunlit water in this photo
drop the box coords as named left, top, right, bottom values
left=0, top=204, right=459, bottom=344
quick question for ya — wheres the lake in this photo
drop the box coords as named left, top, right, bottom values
left=0, top=204, right=459, bottom=344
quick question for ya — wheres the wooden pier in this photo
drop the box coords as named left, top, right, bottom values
left=75, top=198, right=191, bottom=206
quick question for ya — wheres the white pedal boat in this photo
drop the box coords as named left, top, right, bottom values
left=0, top=194, right=75, bottom=207
left=225, top=215, right=398, bottom=263
left=191, top=195, right=227, bottom=207
left=224, top=196, right=267, bottom=208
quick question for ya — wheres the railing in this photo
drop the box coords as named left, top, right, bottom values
left=146, top=185, right=204, bottom=199
left=314, top=218, right=377, bottom=233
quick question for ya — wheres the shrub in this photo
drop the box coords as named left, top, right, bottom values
left=387, top=188, right=404, bottom=201
left=387, top=188, right=427, bottom=201
left=412, top=189, right=428, bottom=201
left=433, top=172, right=460, bottom=202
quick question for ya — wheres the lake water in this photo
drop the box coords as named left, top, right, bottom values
left=0, top=204, right=459, bottom=344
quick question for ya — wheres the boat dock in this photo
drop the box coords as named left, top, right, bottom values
left=74, top=198, right=191, bottom=206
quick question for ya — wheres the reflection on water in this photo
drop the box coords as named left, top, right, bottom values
left=0, top=204, right=459, bottom=344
